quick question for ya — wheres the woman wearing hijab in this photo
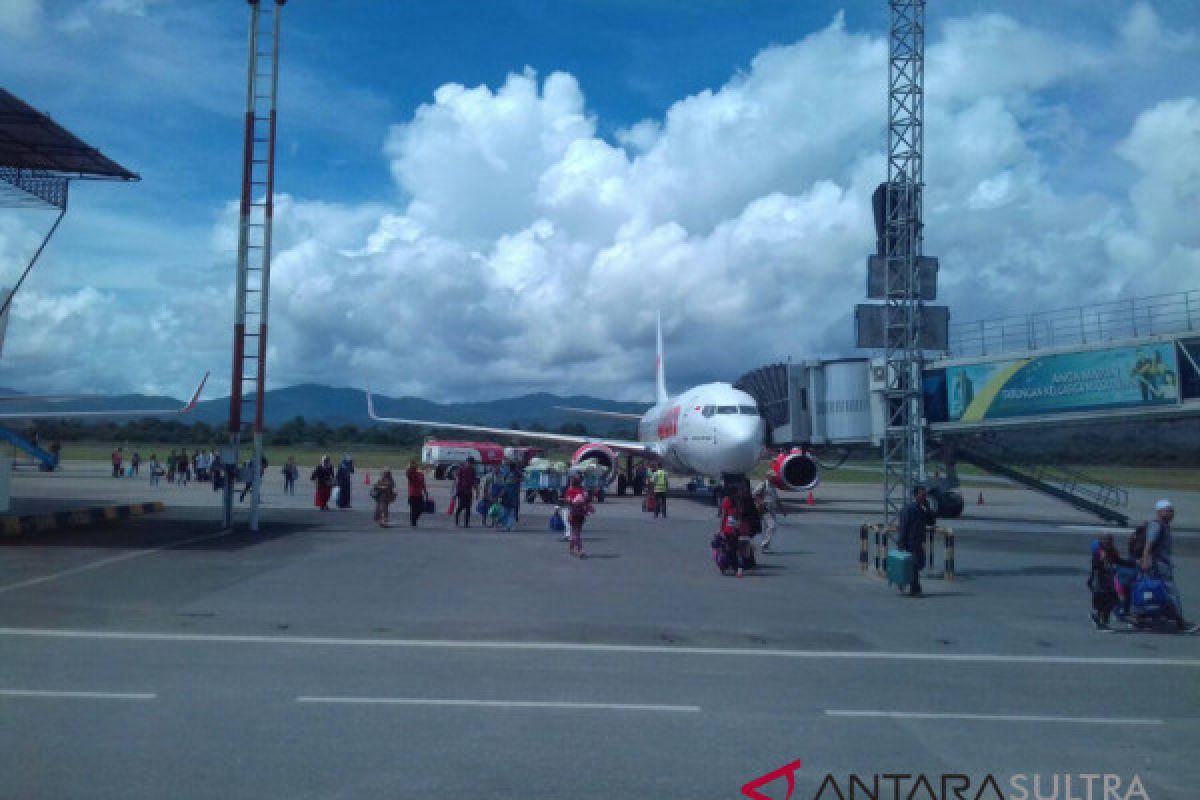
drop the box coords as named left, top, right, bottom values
left=563, top=474, right=593, bottom=558
left=335, top=454, right=354, bottom=509
left=311, top=455, right=334, bottom=511
left=372, top=468, right=398, bottom=527
left=405, top=460, right=430, bottom=527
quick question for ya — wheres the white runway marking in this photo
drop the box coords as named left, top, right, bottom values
left=0, top=530, right=234, bottom=594
left=826, top=710, right=1163, bottom=725
left=0, top=689, right=156, bottom=700
left=1058, top=525, right=1131, bottom=532
left=1, top=627, right=1199, bottom=668
left=297, top=696, right=701, bottom=713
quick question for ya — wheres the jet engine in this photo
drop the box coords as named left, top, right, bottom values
left=571, top=443, right=619, bottom=485
left=768, top=448, right=819, bottom=491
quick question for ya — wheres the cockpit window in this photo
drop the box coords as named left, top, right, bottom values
left=701, top=406, right=715, bottom=418
left=739, top=405, right=758, bottom=415
left=716, top=406, right=738, bottom=414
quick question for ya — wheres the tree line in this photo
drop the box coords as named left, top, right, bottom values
left=23, top=417, right=618, bottom=448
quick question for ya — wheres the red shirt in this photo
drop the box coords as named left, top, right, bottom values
left=454, top=464, right=477, bottom=494
left=565, top=486, right=589, bottom=524
left=720, top=497, right=743, bottom=537
left=406, top=468, right=426, bottom=498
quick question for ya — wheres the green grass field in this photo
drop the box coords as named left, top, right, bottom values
left=34, top=442, right=424, bottom=472
left=37, top=441, right=585, bottom=474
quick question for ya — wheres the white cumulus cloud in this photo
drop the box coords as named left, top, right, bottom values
left=237, top=11, right=1200, bottom=402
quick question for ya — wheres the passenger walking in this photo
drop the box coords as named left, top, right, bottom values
left=405, top=461, right=429, bottom=527
left=335, top=455, right=354, bottom=509
left=453, top=456, right=479, bottom=528
left=130, top=452, right=140, bottom=477
left=239, top=454, right=266, bottom=502
left=564, top=475, right=593, bottom=558
left=508, top=462, right=523, bottom=522
left=111, top=447, right=122, bottom=478
left=652, top=464, right=669, bottom=518
left=372, top=468, right=398, bottom=527
left=756, top=480, right=786, bottom=552
left=166, top=449, right=177, bottom=484
left=1140, top=500, right=1195, bottom=632
left=718, top=487, right=750, bottom=577
left=632, top=463, right=647, bottom=496
left=177, top=450, right=190, bottom=486
left=148, top=454, right=161, bottom=486
left=1088, top=533, right=1135, bottom=629
left=211, top=454, right=224, bottom=492
left=895, top=484, right=934, bottom=597
left=311, top=455, right=335, bottom=511
left=498, top=467, right=521, bottom=531
left=480, top=468, right=496, bottom=526
left=283, top=456, right=298, bottom=495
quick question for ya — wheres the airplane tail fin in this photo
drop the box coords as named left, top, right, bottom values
left=655, top=312, right=668, bottom=405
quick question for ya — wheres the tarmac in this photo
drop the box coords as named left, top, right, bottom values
left=0, top=462, right=1197, bottom=799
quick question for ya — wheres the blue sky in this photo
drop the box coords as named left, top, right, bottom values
left=0, top=1, right=1197, bottom=401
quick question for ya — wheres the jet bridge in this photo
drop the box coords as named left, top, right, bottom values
left=735, top=359, right=880, bottom=449
left=737, top=327, right=1200, bottom=522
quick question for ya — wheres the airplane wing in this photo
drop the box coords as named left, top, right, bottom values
left=0, top=372, right=209, bottom=420
left=555, top=406, right=645, bottom=421
left=366, top=388, right=658, bottom=457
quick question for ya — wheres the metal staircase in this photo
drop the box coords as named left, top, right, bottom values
left=225, top=0, right=284, bottom=530
left=734, top=363, right=791, bottom=437
left=0, top=427, right=57, bottom=470
left=953, top=440, right=1129, bottom=525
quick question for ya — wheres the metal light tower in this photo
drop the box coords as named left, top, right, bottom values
left=225, top=0, right=284, bottom=531
left=881, top=0, right=926, bottom=525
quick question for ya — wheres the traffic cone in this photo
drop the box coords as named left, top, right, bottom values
left=806, top=491, right=815, bottom=506
left=977, top=491, right=984, bottom=505
left=364, top=472, right=371, bottom=485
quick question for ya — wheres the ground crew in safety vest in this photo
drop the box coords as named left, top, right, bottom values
left=652, top=466, right=669, bottom=518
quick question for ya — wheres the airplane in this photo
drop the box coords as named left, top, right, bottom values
left=0, top=372, right=209, bottom=420
left=365, top=322, right=821, bottom=493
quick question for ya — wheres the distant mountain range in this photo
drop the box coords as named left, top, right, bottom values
left=0, top=384, right=649, bottom=432
left=1, top=384, right=1195, bottom=463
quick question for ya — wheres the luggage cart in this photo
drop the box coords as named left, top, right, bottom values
left=522, top=468, right=564, bottom=504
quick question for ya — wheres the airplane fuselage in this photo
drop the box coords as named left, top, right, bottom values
left=636, top=382, right=764, bottom=477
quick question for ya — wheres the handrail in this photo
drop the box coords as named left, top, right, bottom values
left=949, top=288, right=1200, bottom=358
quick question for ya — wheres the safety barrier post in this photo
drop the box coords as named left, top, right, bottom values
left=874, top=525, right=895, bottom=578
left=925, top=524, right=937, bottom=575
left=859, top=524, right=869, bottom=572
left=943, top=527, right=955, bottom=581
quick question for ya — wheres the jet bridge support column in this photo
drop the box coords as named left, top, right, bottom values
left=880, top=0, right=928, bottom=527
left=225, top=0, right=285, bottom=531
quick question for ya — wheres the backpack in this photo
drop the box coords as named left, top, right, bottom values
left=1128, top=524, right=1147, bottom=560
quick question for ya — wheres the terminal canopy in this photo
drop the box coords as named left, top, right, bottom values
left=0, top=88, right=138, bottom=208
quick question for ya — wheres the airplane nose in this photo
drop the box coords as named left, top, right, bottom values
left=720, top=417, right=765, bottom=473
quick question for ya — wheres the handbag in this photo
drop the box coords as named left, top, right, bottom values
left=423, top=499, right=436, bottom=514
left=549, top=511, right=566, bottom=532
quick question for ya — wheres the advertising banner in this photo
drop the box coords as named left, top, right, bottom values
left=946, top=343, right=1180, bottom=422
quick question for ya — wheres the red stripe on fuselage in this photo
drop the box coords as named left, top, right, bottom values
left=656, top=406, right=681, bottom=440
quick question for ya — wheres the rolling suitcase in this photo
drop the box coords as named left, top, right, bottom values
left=886, top=549, right=914, bottom=589
left=1130, top=575, right=1173, bottom=618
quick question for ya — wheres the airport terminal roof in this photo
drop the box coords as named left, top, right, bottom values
left=0, top=88, right=138, bottom=180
